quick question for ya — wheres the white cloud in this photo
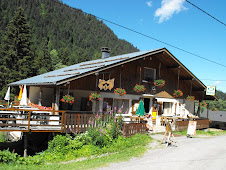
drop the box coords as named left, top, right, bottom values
left=155, top=0, right=187, bottom=23
left=146, top=1, right=152, bottom=7
left=214, top=81, right=221, bottom=85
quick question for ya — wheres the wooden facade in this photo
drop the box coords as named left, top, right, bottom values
left=2, top=48, right=217, bottom=134
left=62, top=51, right=208, bottom=101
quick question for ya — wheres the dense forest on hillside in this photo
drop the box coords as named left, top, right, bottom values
left=0, top=0, right=138, bottom=97
left=0, top=0, right=226, bottom=111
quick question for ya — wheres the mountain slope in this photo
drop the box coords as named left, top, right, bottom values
left=0, top=0, right=139, bottom=66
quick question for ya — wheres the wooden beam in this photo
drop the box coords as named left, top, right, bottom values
left=180, top=77, right=193, bottom=80
left=192, top=88, right=205, bottom=91
left=168, top=65, right=181, bottom=69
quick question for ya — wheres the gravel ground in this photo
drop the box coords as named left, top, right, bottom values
left=97, top=134, right=226, bottom=170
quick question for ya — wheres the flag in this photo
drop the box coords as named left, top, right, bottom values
left=18, top=85, right=23, bottom=100
left=4, top=86, right=10, bottom=101
left=20, top=85, right=27, bottom=106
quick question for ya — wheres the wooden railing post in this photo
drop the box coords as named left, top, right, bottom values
left=27, top=111, right=31, bottom=132
left=61, top=112, right=65, bottom=133
left=77, top=114, right=80, bottom=133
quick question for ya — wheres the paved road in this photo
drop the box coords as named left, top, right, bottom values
left=98, top=135, right=226, bottom=170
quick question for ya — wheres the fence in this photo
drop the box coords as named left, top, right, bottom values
left=0, top=108, right=65, bottom=132
left=175, top=118, right=209, bottom=131
left=0, top=109, right=147, bottom=136
left=62, top=112, right=111, bottom=133
left=122, top=122, right=147, bottom=137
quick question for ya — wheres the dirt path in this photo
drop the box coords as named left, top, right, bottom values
left=97, top=135, right=226, bottom=170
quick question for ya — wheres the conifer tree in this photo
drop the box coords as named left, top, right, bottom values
left=0, top=7, right=35, bottom=97
left=1, top=7, right=35, bottom=84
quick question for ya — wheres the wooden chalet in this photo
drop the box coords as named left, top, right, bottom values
left=0, top=47, right=217, bottom=134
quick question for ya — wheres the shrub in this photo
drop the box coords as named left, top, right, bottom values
left=0, top=149, right=18, bottom=164
left=0, top=132, right=7, bottom=142
left=47, top=134, right=72, bottom=154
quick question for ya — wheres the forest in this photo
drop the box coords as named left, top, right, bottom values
left=0, top=0, right=138, bottom=97
left=0, top=0, right=225, bottom=111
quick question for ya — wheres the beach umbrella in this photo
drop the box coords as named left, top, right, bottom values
left=4, top=86, right=10, bottom=107
left=18, top=85, right=23, bottom=100
left=136, top=99, right=145, bottom=122
left=20, top=85, right=27, bottom=106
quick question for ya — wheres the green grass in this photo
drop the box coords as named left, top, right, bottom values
left=0, top=134, right=153, bottom=170
left=174, top=129, right=226, bottom=136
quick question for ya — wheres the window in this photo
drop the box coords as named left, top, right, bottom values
left=113, top=99, right=129, bottom=113
left=143, top=67, right=156, bottom=82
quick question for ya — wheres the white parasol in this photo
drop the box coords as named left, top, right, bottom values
left=4, top=86, right=10, bottom=107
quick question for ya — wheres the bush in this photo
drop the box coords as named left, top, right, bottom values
left=0, top=149, right=18, bottom=164
left=0, top=132, right=7, bottom=142
left=47, top=134, right=72, bottom=154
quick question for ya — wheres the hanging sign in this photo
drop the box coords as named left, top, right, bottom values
left=206, top=86, right=216, bottom=96
left=187, top=121, right=197, bottom=136
left=98, top=79, right=114, bottom=91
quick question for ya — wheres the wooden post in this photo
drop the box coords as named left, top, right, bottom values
left=54, top=86, right=60, bottom=115
left=61, top=112, right=65, bottom=133
left=77, top=114, right=80, bottom=133
left=198, top=101, right=201, bottom=117
left=207, top=103, right=209, bottom=119
left=27, top=111, right=31, bottom=131
left=23, top=133, right=28, bottom=158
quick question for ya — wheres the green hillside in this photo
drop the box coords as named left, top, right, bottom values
left=0, top=0, right=138, bottom=97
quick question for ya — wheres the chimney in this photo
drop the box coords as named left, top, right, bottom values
left=101, top=47, right=111, bottom=59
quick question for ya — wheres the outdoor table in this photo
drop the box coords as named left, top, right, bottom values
left=32, top=111, right=51, bottom=125
left=0, top=110, right=19, bottom=124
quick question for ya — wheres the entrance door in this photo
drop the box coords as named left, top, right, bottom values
left=144, top=98, right=150, bottom=114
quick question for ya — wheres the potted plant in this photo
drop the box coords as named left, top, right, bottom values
left=173, top=89, right=183, bottom=97
left=154, top=79, right=166, bottom=87
left=114, top=88, right=126, bottom=96
left=60, top=94, right=74, bottom=104
left=133, top=84, right=146, bottom=93
left=200, top=102, right=207, bottom=107
left=89, top=93, right=101, bottom=102
left=186, top=95, right=195, bottom=101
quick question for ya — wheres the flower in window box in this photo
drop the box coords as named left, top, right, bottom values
left=114, top=88, right=126, bottom=96
left=186, top=95, right=195, bottom=101
left=133, top=84, right=146, bottom=93
left=173, top=89, right=183, bottom=97
left=89, top=93, right=101, bottom=102
left=154, top=79, right=166, bottom=87
left=200, top=102, right=207, bottom=107
left=60, top=94, right=74, bottom=104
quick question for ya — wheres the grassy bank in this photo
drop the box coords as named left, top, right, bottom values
left=0, top=134, right=152, bottom=170
left=174, top=129, right=226, bottom=136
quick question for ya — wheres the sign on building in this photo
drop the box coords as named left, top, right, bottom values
left=206, top=86, right=216, bottom=96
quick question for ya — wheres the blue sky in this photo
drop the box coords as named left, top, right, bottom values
left=62, top=0, right=226, bottom=93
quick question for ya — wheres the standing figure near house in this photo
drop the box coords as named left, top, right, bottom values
left=146, top=113, right=153, bottom=131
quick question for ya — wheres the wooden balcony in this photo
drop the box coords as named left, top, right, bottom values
left=0, top=109, right=111, bottom=133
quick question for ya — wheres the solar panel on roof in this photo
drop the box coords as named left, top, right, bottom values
left=80, top=57, right=129, bottom=66
left=44, top=72, right=80, bottom=78
left=63, top=64, right=105, bottom=72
